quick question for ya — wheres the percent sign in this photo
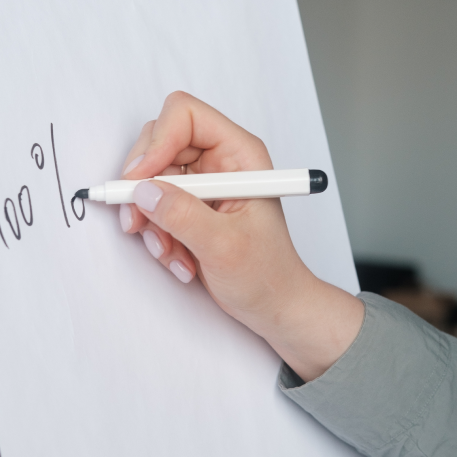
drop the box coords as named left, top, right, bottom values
left=0, top=124, right=85, bottom=249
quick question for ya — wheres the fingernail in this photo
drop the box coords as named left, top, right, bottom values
left=143, top=230, right=164, bottom=259
left=119, top=204, right=133, bottom=232
left=169, top=260, right=193, bottom=283
left=133, top=181, right=163, bottom=212
left=123, top=154, right=145, bottom=175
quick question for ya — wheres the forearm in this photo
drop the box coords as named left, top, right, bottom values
left=250, top=263, right=365, bottom=382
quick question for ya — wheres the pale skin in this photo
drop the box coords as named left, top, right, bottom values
left=120, top=91, right=364, bottom=382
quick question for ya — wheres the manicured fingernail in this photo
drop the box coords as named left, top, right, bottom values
left=119, top=203, right=133, bottom=232
left=123, top=154, right=145, bottom=175
left=169, top=260, right=193, bottom=283
left=133, top=181, right=163, bottom=212
left=143, top=230, right=164, bottom=259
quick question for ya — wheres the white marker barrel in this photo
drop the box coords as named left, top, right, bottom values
left=88, top=169, right=315, bottom=204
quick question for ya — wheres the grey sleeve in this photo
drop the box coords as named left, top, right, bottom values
left=278, top=292, right=457, bottom=457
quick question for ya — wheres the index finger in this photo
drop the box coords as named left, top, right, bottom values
left=123, top=91, right=272, bottom=179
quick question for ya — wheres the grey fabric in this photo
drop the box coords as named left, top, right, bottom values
left=278, top=292, right=457, bottom=457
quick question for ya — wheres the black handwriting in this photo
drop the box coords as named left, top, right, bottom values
left=71, top=196, right=85, bottom=221
left=0, top=221, right=8, bottom=249
left=1, top=123, right=86, bottom=250
left=51, top=123, right=70, bottom=228
left=31, top=143, right=44, bottom=170
left=18, top=185, right=33, bottom=226
left=4, top=198, right=21, bottom=240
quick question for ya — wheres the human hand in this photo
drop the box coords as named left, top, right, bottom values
left=120, top=92, right=364, bottom=381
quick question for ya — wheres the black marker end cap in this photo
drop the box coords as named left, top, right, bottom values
left=309, top=170, right=328, bottom=194
left=75, top=188, right=89, bottom=199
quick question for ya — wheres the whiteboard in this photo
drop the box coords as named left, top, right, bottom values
left=0, top=1, right=361, bottom=456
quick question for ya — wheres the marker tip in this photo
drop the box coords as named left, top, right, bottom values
left=75, top=189, right=89, bottom=199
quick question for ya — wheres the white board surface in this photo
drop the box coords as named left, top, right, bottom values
left=0, top=1, right=361, bottom=456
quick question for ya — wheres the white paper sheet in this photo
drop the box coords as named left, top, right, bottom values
left=0, top=1, right=361, bottom=455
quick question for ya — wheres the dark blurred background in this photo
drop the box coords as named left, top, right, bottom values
left=297, top=0, right=457, bottom=336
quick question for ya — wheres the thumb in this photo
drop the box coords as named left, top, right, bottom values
left=132, top=180, right=225, bottom=258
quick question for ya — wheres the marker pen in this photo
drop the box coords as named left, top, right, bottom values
left=74, top=169, right=328, bottom=204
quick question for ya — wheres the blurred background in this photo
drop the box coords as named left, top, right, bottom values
left=297, top=0, right=457, bottom=335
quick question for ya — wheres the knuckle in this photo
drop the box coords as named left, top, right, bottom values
left=165, top=90, right=191, bottom=106
left=247, top=135, right=272, bottom=168
left=251, top=134, right=266, bottom=150
left=142, top=120, right=155, bottom=132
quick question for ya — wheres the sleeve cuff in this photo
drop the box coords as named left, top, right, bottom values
left=278, top=292, right=451, bottom=455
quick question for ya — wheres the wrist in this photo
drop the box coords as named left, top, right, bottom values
left=257, top=268, right=364, bottom=382
left=240, top=260, right=319, bottom=346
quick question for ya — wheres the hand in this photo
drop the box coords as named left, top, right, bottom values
left=120, top=92, right=364, bottom=381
